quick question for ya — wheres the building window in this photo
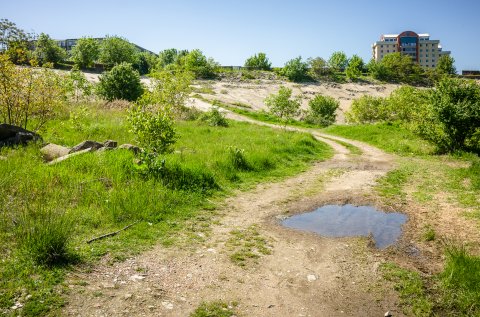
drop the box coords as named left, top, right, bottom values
left=381, top=50, right=383, bottom=53
left=387, top=50, right=389, bottom=52
left=381, top=45, right=383, bottom=48
left=426, top=54, right=428, bottom=57
left=420, top=49, right=423, bottom=52
left=426, top=59, right=429, bottom=62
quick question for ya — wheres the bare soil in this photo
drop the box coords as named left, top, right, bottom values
left=64, top=118, right=408, bottom=316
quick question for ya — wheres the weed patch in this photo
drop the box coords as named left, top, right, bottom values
left=190, top=301, right=238, bottom=317
left=226, top=225, right=272, bottom=267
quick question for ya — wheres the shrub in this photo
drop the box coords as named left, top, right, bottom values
left=0, top=55, right=65, bottom=130
left=181, top=49, right=219, bottom=79
left=308, top=57, right=331, bottom=79
left=244, top=52, right=271, bottom=70
left=200, top=107, right=229, bottom=127
left=303, top=95, right=339, bottom=126
left=281, top=56, right=309, bottom=82
left=99, top=36, right=138, bottom=69
left=16, top=209, right=74, bottom=266
left=34, top=33, right=66, bottom=65
left=328, top=51, right=348, bottom=72
left=427, top=77, right=480, bottom=153
left=70, top=37, right=100, bottom=68
left=345, top=55, right=364, bottom=81
left=128, top=104, right=176, bottom=154
left=346, top=95, right=389, bottom=123
left=264, top=86, right=301, bottom=125
left=97, top=62, right=144, bottom=101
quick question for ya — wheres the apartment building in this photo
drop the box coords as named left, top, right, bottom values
left=372, top=31, right=450, bottom=68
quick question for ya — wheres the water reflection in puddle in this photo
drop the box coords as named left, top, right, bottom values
left=282, top=204, right=407, bottom=248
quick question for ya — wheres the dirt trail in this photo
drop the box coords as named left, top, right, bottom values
left=65, top=103, right=402, bottom=317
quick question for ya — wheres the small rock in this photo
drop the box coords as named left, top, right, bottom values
left=207, top=248, right=216, bottom=253
left=161, top=301, right=174, bottom=310
left=385, top=311, right=393, bottom=317
left=102, top=282, right=116, bottom=289
left=129, top=274, right=146, bottom=281
left=268, top=304, right=275, bottom=308
left=69, top=140, right=104, bottom=154
left=47, top=148, right=92, bottom=165
left=148, top=305, right=155, bottom=309
left=307, top=274, right=317, bottom=282
left=40, top=143, right=70, bottom=161
left=0, top=123, right=42, bottom=147
left=11, top=302, right=23, bottom=310
left=119, top=143, right=141, bottom=154
left=103, top=140, right=118, bottom=149
left=124, top=293, right=133, bottom=300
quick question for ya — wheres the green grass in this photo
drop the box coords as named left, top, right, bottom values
left=226, top=225, right=272, bottom=267
left=190, top=301, right=238, bottom=317
left=0, top=104, right=332, bottom=315
left=381, top=263, right=433, bottom=317
left=439, top=245, right=480, bottom=315
left=323, top=123, right=436, bottom=156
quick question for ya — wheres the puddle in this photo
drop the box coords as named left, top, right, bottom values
left=282, top=204, right=407, bottom=248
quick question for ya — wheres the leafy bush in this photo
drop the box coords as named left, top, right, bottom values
left=264, top=86, right=301, bottom=125
left=128, top=104, right=176, bottom=154
left=97, top=62, right=144, bottom=101
left=346, top=95, right=389, bottom=123
left=427, top=77, right=480, bottom=153
left=244, top=52, right=271, bottom=70
left=370, top=53, right=424, bottom=84
left=328, top=51, right=348, bottom=72
left=308, top=57, right=331, bottom=79
left=70, top=37, right=100, bottom=68
left=99, top=36, right=138, bottom=69
left=34, top=33, right=66, bottom=65
left=200, top=107, right=229, bottom=127
left=436, top=55, right=456, bottom=75
left=281, top=56, right=309, bottom=82
left=345, top=55, right=364, bottom=81
left=181, top=49, right=219, bottom=79
left=139, top=69, right=192, bottom=115
left=16, top=209, right=74, bottom=266
left=0, top=55, right=65, bottom=130
left=303, top=95, right=339, bottom=126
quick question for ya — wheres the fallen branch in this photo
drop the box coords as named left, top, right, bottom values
left=86, top=221, right=139, bottom=244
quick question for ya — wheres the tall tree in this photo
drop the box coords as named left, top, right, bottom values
left=0, top=19, right=35, bottom=64
left=70, top=37, right=100, bottom=68
left=244, top=52, right=272, bottom=70
left=328, top=51, right=348, bottom=72
left=99, top=36, right=137, bottom=69
left=34, top=33, right=66, bottom=65
left=436, top=55, right=456, bottom=75
left=345, top=55, right=365, bottom=80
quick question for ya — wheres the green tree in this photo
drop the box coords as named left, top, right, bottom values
left=97, top=62, right=144, bottom=101
left=0, top=19, right=34, bottom=64
left=379, top=53, right=423, bottom=84
left=367, top=59, right=388, bottom=81
left=34, top=33, right=66, bottom=65
left=436, top=55, right=456, bottom=75
left=70, top=37, right=100, bottom=68
left=134, top=51, right=157, bottom=75
left=345, top=55, right=364, bottom=81
left=328, top=51, right=348, bottom=72
left=308, top=57, right=331, bottom=79
left=264, top=86, right=301, bottom=125
left=0, top=55, right=65, bottom=130
left=181, top=49, right=219, bottom=79
left=303, top=95, right=339, bottom=126
left=244, top=52, right=272, bottom=70
left=99, top=36, right=137, bottom=69
left=156, top=48, right=189, bottom=70
left=281, top=56, right=309, bottom=82
left=428, top=77, right=480, bottom=153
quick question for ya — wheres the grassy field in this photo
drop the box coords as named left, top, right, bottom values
left=325, top=122, right=480, bottom=316
left=0, top=103, right=333, bottom=316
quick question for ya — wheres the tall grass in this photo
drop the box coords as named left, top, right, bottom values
left=0, top=105, right=332, bottom=315
left=439, top=245, right=480, bottom=315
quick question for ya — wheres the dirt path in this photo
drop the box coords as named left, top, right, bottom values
left=65, top=103, right=403, bottom=317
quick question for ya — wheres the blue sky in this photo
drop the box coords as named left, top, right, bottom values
left=2, top=0, right=479, bottom=71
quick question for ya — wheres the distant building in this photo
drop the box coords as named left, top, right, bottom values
left=372, top=31, right=450, bottom=68
left=55, top=38, right=157, bottom=55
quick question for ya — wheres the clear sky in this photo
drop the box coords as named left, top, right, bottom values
left=2, top=0, right=479, bottom=71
